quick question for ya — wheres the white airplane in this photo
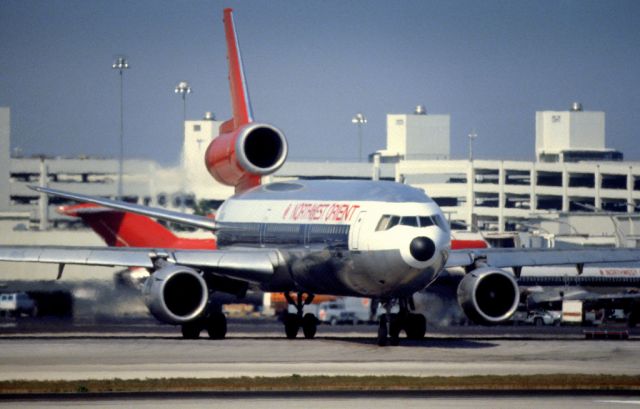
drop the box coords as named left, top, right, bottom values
left=2, top=8, right=640, bottom=346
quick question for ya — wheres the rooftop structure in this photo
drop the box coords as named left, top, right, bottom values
left=535, top=102, right=622, bottom=163
left=376, top=106, right=450, bottom=162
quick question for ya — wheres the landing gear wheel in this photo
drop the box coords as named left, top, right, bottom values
left=389, top=314, right=402, bottom=346
left=405, top=313, right=427, bottom=340
left=377, top=315, right=388, bottom=346
left=302, top=313, right=318, bottom=339
left=284, top=313, right=300, bottom=339
left=181, top=320, right=203, bottom=339
left=206, top=312, right=227, bottom=340
left=283, top=292, right=317, bottom=340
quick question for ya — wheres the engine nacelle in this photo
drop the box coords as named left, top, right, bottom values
left=205, top=123, right=288, bottom=189
left=457, top=267, right=520, bottom=325
left=143, top=264, right=208, bottom=324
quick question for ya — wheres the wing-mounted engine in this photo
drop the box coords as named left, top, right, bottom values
left=204, top=123, right=288, bottom=192
left=456, top=267, right=519, bottom=325
left=143, top=264, right=208, bottom=324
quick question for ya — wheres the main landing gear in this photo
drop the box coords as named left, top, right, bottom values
left=181, top=308, right=227, bottom=340
left=377, top=297, right=427, bottom=346
left=283, top=292, right=318, bottom=339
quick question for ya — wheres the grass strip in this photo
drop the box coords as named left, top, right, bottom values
left=1, top=374, right=640, bottom=394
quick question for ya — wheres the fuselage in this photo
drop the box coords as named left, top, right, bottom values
left=214, top=179, right=451, bottom=298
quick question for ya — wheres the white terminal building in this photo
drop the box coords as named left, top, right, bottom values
left=1, top=103, right=640, bottom=250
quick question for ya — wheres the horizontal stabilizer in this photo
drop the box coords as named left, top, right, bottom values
left=58, top=203, right=216, bottom=249
left=32, top=186, right=217, bottom=231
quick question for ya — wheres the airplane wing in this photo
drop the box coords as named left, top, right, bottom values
left=446, top=248, right=640, bottom=270
left=0, top=246, right=278, bottom=284
left=525, top=287, right=640, bottom=314
left=529, top=289, right=640, bottom=303
left=31, top=186, right=217, bottom=231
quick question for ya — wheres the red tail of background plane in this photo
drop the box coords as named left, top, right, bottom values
left=58, top=203, right=216, bottom=249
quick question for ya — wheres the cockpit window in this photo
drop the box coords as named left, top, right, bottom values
left=433, top=214, right=449, bottom=231
left=418, top=216, right=434, bottom=227
left=376, top=214, right=400, bottom=231
left=375, top=215, right=400, bottom=231
left=376, top=214, right=446, bottom=231
left=375, top=215, right=391, bottom=231
left=399, top=216, right=418, bottom=227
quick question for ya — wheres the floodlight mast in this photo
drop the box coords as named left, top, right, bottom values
left=112, top=56, right=129, bottom=200
left=175, top=81, right=192, bottom=213
left=352, top=112, right=367, bottom=162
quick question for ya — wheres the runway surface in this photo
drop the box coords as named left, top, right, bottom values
left=1, top=321, right=639, bottom=381
left=2, top=394, right=640, bottom=409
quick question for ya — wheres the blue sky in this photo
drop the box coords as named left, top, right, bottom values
left=1, top=0, right=639, bottom=164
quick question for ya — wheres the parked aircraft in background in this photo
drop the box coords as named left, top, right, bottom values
left=57, top=203, right=216, bottom=250
left=2, top=9, right=640, bottom=346
left=520, top=270, right=640, bottom=326
left=421, top=267, right=640, bottom=327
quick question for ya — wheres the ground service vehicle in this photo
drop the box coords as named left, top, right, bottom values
left=317, top=298, right=372, bottom=325
left=0, top=292, right=37, bottom=317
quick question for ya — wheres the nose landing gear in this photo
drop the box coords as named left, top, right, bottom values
left=377, top=296, right=427, bottom=346
left=283, top=292, right=318, bottom=339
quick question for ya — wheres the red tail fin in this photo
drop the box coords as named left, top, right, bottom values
left=58, top=203, right=216, bottom=249
left=221, top=7, right=253, bottom=133
left=204, top=9, right=288, bottom=193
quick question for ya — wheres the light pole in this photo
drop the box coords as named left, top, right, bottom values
left=468, top=130, right=477, bottom=161
left=112, top=56, right=129, bottom=200
left=174, top=81, right=192, bottom=213
left=351, top=112, right=367, bottom=162
left=175, top=81, right=192, bottom=126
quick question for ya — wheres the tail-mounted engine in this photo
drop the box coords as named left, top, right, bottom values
left=143, top=264, right=208, bottom=324
left=456, top=267, right=520, bottom=325
left=205, top=123, right=288, bottom=192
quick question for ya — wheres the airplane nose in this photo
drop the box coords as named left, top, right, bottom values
left=409, top=236, right=436, bottom=262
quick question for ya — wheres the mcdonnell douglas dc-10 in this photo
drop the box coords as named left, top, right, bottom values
left=2, top=9, right=640, bottom=346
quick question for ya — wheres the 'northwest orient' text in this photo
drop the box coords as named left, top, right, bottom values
left=282, top=203, right=361, bottom=222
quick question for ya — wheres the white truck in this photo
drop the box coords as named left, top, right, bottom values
left=317, top=297, right=372, bottom=325
left=513, top=310, right=561, bottom=326
left=289, top=297, right=373, bottom=325
left=0, top=292, right=38, bottom=317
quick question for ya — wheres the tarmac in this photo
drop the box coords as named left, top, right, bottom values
left=1, top=319, right=639, bottom=381
left=2, top=393, right=640, bottom=409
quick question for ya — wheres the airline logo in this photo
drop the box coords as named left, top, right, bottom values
left=599, top=269, right=640, bottom=277
left=282, top=202, right=361, bottom=223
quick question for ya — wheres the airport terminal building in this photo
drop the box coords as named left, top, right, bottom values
left=1, top=104, right=640, bottom=248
